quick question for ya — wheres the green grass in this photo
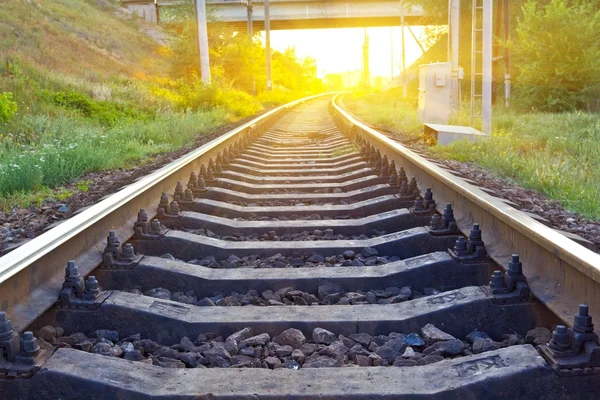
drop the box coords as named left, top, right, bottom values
left=0, top=109, right=231, bottom=208
left=0, top=89, right=311, bottom=211
left=343, top=91, right=423, bottom=135
left=344, top=90, right=600, bottom=220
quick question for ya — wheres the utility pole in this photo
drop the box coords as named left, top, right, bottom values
left=244, top=0, right=253, bottom=37
left=363, top=28, right=370, bottom=90
left=400, top=0, right=406, bottom=98
left=504, top=0, right=511, bottom=106
left=390, top=27, right=394, bottom=81
left=449, top=0, right=460, bottom=111
left=264, top=0, right=272, bottom=91
left=482, top=0, right=492, bottom=135
left=195, top=0, right=211, bottom=84
left=242, top=0, right=256, bottom=94
left=470, top=0, right=492, bottom=134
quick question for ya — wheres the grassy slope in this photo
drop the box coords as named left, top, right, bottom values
left=344, top=91, right=600, bottom=220
left=0, top=0, right=167, bottom=82
left=0, top=0, right=291, bottom=209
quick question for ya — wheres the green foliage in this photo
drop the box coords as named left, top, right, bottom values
left=0, top=92, right=17, bottom=123
left=433, top=109, right=600, bottom=218
left=50, top=90, right=150, bottom=126
left=215, top=88, right=262, bottom=118
left=75, top=180, right=91, bottom=192
left=163, top=18, right=324, bottom=95
left=512, top=0, right=600, bottom=111
left=0, top=109, right=230, bottom=200
left=257, top=90, right=305, bottom=107
left=343, top=90, right=423, bottom=134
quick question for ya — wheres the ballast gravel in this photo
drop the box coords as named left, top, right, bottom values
left=37, top=324, right=545, bottom=370
left=160, top=247, right=398, bottom=269
left=128, top=280, right=439, bottom=307
left=178, top=227, right=385, bottom=242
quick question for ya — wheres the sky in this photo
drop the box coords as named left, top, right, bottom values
left=269, top=26, right=427, bottom=79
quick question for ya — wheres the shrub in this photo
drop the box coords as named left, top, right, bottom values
left=512, top=0, right=600, bottom=112
left=52, top=91, right=96, bottom=116
left=51, top=90, right=150, bottom=126
left=174, top=80, right=219, bottom=111
left=215, top=88, right=262, bottom=118
left=0, top=92, right=18, bottom=123
left=258, top=90, right=301, bottom=107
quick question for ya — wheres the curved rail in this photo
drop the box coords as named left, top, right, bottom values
left=331, top=94, right=600, bottom=327
left=0, top=93, right=330, bottom=331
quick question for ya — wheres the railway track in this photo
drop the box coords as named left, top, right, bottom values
left=1, top=94, right=600, bottom=398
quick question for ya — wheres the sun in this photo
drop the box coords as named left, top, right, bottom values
left=268, top=26, right=427, bottom=79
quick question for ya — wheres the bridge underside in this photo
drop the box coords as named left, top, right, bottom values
left=208, top=16, right=429, bottom=31
left=153, top=0, right=438, bottom=30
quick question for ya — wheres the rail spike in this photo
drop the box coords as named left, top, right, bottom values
left=448, top=223, right=488, bottom=261
left=487, top=254, right=530, bottom=304
left=173, top=181, right=185, bottom=201
left=187, top=172, right=198, bottom=190
left=398, top=180, right=414, bottom=200
left=378, top=161, right=388, bottom=180
left=134, top=209, right=166, bottom=239
left=539, top=304, right=600, bottom=376
left=412, top=188, right=436, bottom=216
left=192, top=176, right=208, bottom=197
left=173, top=181, right=194, bottom=206
left=429, top=203, right=459, bottom=235
left=0, top=312, right=21, bottom=363
left=58, top=261, right=108, bottom=308
left=157, top=192, right=182, bottom=221
left=103, top=231, right=143, bottom=268
left=398, top=166, right=407, bottom=183
left=205, top=167, right=216, bottom=183
left=0, top=312, right=49, bottom=378
left=214, top=160, right=223, bottom=175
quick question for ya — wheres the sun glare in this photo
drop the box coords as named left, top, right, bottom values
left=269, top=27, right=427, bottom=81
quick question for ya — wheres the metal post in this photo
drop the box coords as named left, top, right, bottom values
left=492, top=0, right=502, bottom=105
left=450, top=0, right=460, bottom=111
left=447, top=0, right=452, bottom=62
left=243, top=0, right=256, bottom=94
left=482, top=0, right=493, bottom=134
left=246, top=0, right=253, bottom=37
left=400, top=0, right=406, bottom=98
left=390, top=27, right=394, bottom=81
left=264, top=0, right=272, bottom=91
left=470, top=0, right=477, bottom=125
left=195, top=0, right=211, bottom=84
left=363, top=28, right=370, bottom=90
left=504, top=0, right=511, bottom=106
left=407, top=26, right=425, bottom=53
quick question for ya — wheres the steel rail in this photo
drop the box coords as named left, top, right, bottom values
left=332, top=94, right=600, bottom=327
left=0, top=93, right=329, bottom=332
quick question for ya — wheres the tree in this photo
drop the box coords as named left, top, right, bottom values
left=165, top=16, right=323, bottom=95
left=512, top=0, right=600, bottom=111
